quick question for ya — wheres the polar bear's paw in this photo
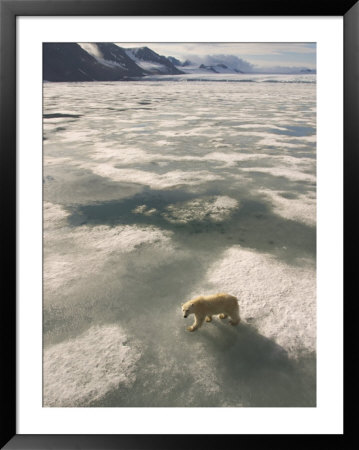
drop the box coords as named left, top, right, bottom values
left=205, top=316, right=212, bottom=322
left=229, top=318, right=240, bottom=326
left=219, top=313, right=228, bottom=319
left=187, top=326, right=196, bottom=332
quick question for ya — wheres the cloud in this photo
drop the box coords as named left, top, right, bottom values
left=189, top=54, right=255, bottom=72
left=116, top=43, right=316, bottom=71
left=253, top=65, right=316, bottom=73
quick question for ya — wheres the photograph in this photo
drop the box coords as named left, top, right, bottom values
left=42, top=42, right=317, bottom=408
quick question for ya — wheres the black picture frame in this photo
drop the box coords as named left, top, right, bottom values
left=1, top=0, right=357, bottom=448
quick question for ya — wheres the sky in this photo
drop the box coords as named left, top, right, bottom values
left=117, top=42, right=316, bottom=71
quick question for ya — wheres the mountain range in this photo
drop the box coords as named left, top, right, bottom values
left=43, top=43, right=315, bottom=82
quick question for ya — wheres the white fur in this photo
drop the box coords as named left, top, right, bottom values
left=182, top=293, right=240, bottom=332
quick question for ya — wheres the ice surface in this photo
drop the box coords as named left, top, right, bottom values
left=142, top=73, right=316, bottom=84
left=257, top=189, right=316, bottom=226
left=44, top=202, right=173, bottom=295
left=43, top=75, right=316, bottom=407
left=43, top=325, right=141, bottom=406
left=162, top=196, right=238, bottom=224
left=242, top=166, right=316, bottom=184
left=202, top=246, right=316, bottom=353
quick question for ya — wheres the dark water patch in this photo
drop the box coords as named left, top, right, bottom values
left=302, top=168, right=316, bottom=176
left=66, top=187, right=316, bottom=264
left=105, top=106, right=154, bottom=112
left=244, top=170, right=315, bottom=195
left=229, top=197, right=316, bottom=263
left=43, top=175, right=55, bottom=184
left=199, top=323, right=316, bottom=407
left=114, top=159, right=222, bottom=174
left=66, top=188, right=197, bottom=227
left=289, top=151, right=316, bottom=159
left=235, top=159, right=275, bottom=169
left=279, top=191, right=298, bottom=199
left=268, top=125, right=315, bottom=137
left=44, top=165, right=142, bottom=206
left=44, top=113, right=82, bottom=119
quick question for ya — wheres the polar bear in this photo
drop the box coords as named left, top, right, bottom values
left=182, top=293, right=240, bottom=332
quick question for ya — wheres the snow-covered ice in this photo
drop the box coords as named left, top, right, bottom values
left=43, top=325, right=141, bottom=406
left=43, top=74, right=316, bottom=407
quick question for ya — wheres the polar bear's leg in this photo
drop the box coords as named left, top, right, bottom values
left=219, top=313, right=228, bottom=319
left=187, top=314, right=204, bottom=332
left=205, top=315, right=212, bottom=322
left=229, top=309, right=240, bottom=325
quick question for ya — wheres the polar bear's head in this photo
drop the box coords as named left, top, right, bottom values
left=182, top=301, right=195, bottom=318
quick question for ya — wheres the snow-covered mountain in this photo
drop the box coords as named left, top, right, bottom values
left=172, top=54, right=254, bottom=75
left=169, top=55, right=315, bottom=75
left=43, top=43, right=183, bottom=81
left=198, top=63, right=244, bottom=74
left=43, top=43, right=146, bottom=81
left=79, top=43, right=147, bottom=76
left=167, top=56, right=182, bottom=67
left=124, top=46, right=183, bottom=75
left=43, top=43, right=315, bottom=82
